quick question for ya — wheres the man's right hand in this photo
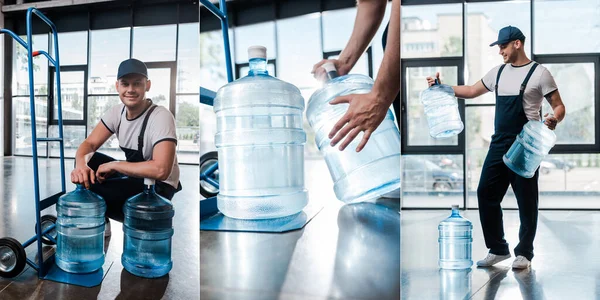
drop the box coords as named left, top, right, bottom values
left=426, top=72, right=441, bottom=87
left=312, top=59, right=350, bottom=81
left=71, top=165, right=96, bottom=189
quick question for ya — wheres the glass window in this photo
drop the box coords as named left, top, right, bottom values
left=466, top=106, right=495, bottom=207
left=543, top=62, right=595, bottom=145
left=49, top=125, right=85, bottom=158
left=406, top=66, right=458, bottom=146
left=13, top=96, right=47, bottom=156
left=50, top=31, right=88, bottom=66
left=401, top=154, right=464, bottom=208
left=146, top=68, right=171, bottom=109
left=372, top=2, right=393, bottom=79
left=466, top=1, right=531, bottom=105
left=175, top=95, right=200, bottom=164
left=89, top=28, right=130, bottom=94
left=200, top=29, right=234, bottom=92
left=534, top=0, right=600, bottom=54
left=322, top=8, right=356, bottom=53
left=53, top=70, right=85, bottom=121
left=277, top=13, right=322, bottom=93
left=13, top=34, right=48, bottom=96
left=133, top=25, right=177, bottom=62
left=234, top=22, right=276, bottom=64
left=401, top=4, right=463, bottom=58
left=198, top=104, right=217, bottom=156
left=177, top=23, right=200, bottom=93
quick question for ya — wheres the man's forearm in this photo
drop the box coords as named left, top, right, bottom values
left=75, top=141, right=96, bottom=168
left=339, top=0, right=387, bottom=73
left=111, top=160, right=172, bottom=181
left=452, top=85, right=473, bottom=99
left=372, top=0, right=400, bottom=104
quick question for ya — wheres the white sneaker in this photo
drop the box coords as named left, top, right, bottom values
left=476, top=253, right=511, bottom=267
left=104, top=218, right=112, bottom=237
left=512, top=256, right=531, bottom=269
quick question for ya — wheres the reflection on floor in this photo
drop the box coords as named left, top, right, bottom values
left=0, top=157, right=198, bottom=299
left=200, top=158, right=401, bottom=300
left=402, top=209, right=600, bottom=299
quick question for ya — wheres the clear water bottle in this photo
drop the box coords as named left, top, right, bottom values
left=213, top=45, right=308, bottom=219
left=122, top=178, right=174, bottom=278
left=420, top=79, right=464, bottom=139
left=440, top=269, right=472, bottom=300
left=307, top=62, right=401, bottom=203
left=503, top=120, right=557, bottom=178
left=438, top=205, right=472, bottom=269
left=56, top=184, right=106, bottom=273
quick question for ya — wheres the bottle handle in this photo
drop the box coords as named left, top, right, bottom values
left=434, top=79, right=440, bottom=86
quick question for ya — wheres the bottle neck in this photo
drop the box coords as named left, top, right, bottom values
left=249, top=58, right=268, bottom=76
left=451, top=207, right=460, bottom=216
left=75, top=184, right=85, bottom=191
left=144, top=184, right=156, bottom=193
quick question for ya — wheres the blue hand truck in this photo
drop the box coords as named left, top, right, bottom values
left=199, top=0, right=233, bottom=199
left=0, top=8, right=67, bottom=279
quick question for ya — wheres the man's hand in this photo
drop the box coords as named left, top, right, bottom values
left=543, top=113, right=558, bottom=130
left=426, top=72, right=441, bottom=87
left=96, top=161, right=119, bottom=183
left=312, top=59, right=351, bottom=81
left=328, top=91, right=389, bottom=152
left=71, top=165, right=96, bottom=189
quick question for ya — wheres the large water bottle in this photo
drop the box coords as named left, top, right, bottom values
left=306, top=62, right=401, bottom=203
left=122, top=178, right=174, bottom=278
left=213, top=45, right=308, bottom=219
left=420, top=79, right=464, bottom=139
left=503, top=120, right=557, bottom=178
left=438, top=205, right=472, bottom=269
left=56, top=184, right=106, bottom=273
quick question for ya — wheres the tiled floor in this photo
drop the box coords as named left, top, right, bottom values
left=0, top=156, right=198, bottom=299
left=402, top=209, right=600, bottom=299
left=200, top=159, right=401, bottom=300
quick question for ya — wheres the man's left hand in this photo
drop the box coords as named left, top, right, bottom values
left=328, top=92, right=389, bottom=152
left=543, top=113, right=558, bottom=130
left=96, top=161, right=119, bottom=183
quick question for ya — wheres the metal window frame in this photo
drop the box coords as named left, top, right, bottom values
left=48, top=65, right=88, bottom=127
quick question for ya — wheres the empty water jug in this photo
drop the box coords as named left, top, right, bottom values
left=420, top=79, right=464, bottom=139
left=503, top=120, right=557, bottom=178
left=438, top=205, right=472, bottom=269
left=56, top=184, right=106, bottom=273
left=213, top=45, right=308, bottom=219
left=307, top=62, right=401, bottom=203
left=122, top=178, right=174, bottom=278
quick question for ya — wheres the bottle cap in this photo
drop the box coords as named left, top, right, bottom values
left=144, top=178, right=155, bottom=185
left=248, top=45, right=267, bottom=60
left=451, top=205, right=459, bottom=209
left=322, top=62, right=337, bottom=73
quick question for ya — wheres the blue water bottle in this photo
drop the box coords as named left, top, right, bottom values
left=420, top=79, right=464, bottom=139
left=503, top=119, right=557, bottom=178
left=56, top=184, right=106, bottom=273
left=438, top=205, right=472, bottom=269
left=122, top=178, right=174, bottom=278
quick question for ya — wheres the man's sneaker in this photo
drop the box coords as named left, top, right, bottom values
left=476, top=253, right=511, bottom=267
left=104, top=217, right=112, bottom=237
left=512, top=256, right=531, bottom=269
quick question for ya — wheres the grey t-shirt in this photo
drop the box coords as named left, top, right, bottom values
left=101, top=101, right=180, bottom=189
left=481, top=61, right=558, bottom=121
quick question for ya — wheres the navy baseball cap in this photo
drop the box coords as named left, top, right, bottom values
left=489, top=26, right=526, bottom=47
left=117, top=58, right=148, bottom=79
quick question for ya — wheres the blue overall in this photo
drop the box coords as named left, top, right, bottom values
left=477, top=62, right=540, bottom=261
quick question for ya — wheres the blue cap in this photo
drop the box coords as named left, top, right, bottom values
left=117, top=58, right=148, bottom=79
left=489, top=26, right=525, bottom=47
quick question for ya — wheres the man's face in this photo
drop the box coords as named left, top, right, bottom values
left=115, top=74, right=151, bottom=107
left=498, top=40, right=519, bottom=63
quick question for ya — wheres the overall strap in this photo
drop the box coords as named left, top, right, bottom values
left=138, top=105, right=158, bottom=153
left=494, top=64, right=507, bottom=96
left=519, top=63, right=539, bottom=96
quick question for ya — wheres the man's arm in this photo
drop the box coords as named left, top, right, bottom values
left=328, top=0, right=400, bottom=152
left=312, top=0, right=387, bottom=77
left=426, top=73, right=489, bottom=99
left=96, top=141, right=176, bottom=182
left=543, top=89, right=566, bottom=130
left=71, top=122, right=113, bottom=188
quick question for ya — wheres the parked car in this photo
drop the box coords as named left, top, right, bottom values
left=402, top=156, right=464, bottom=192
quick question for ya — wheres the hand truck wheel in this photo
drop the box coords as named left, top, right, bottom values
left=35, top=214, right=58, bottom=245
left=0, top=237, right=27, bottom=278
left=200, top=151, right=219, bottom=198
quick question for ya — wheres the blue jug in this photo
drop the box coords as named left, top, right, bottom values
left=420, top=79, right=464, bottom=139
left=438, top=205, right=472, bottom=269
left=306, top=62, right=401, bottom=203
left=503, top=120, right=557, bottom=178
left=122, top=178, right=174, bottom=278
left=56, top=184, right=106, bottom=273
left=213, top=45, right=308, bottom=219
